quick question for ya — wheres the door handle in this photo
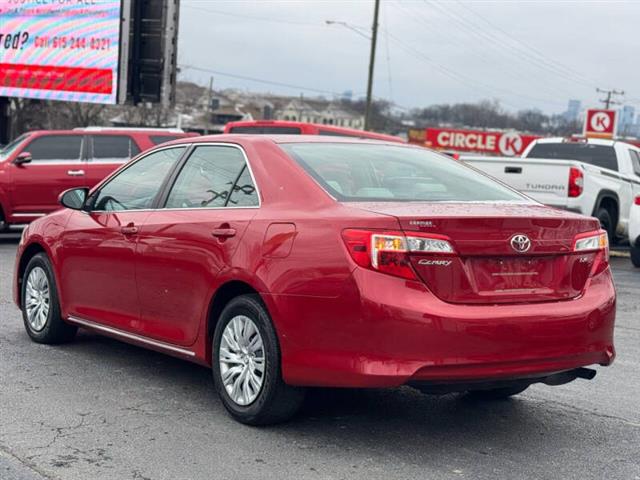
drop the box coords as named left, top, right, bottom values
left=67, top=169, right=85, bottom=176
left=212, top=228, right=236, bottom=238
left=121, top=224, right=138, bottom=235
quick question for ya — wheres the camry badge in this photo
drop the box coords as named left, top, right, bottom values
left=510, top=234, right=531, bottom=253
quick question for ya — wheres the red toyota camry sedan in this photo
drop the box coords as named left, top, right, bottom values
left=14, top=136, right=616, bottom=425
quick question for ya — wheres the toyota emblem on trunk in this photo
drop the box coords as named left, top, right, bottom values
left=510, top=234, right=531, bottom=253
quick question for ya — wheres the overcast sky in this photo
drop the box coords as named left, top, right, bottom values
left=177, top=0, right=640, bottom=115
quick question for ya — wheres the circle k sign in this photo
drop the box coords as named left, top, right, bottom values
left=584, top=109, right=616, bottom=138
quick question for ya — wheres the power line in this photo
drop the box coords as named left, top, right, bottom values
left=597, top=88, right=625, bottom=109
left=454, top=0, right=603, bottom=88
left=178, top=64, right=412, bottom=111
left=386, top=31, right=566, bottom=109
left=181, top=4, right=323, bottom=27
left=179, top=65, right=343, bottom=96
left=423, top=0, right=596, bottom=90
left=390, top=0, right=579, bottom=101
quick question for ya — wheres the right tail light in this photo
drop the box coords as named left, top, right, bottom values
left=568, top=167, right=584, bottom=198
left=574, top=230, right=609, bottom=276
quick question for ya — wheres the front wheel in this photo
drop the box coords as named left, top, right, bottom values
left=212, top=294, right=305, bottom=425
left=21, top=253, right=77, bottom=344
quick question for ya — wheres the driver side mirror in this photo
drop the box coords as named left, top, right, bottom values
left=14, top=152, right=32, bottom=165
left=59, top=187, right=89, bottom=210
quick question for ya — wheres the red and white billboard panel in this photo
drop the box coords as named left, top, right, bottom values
left=0, top=0, right=124, bottom=104
left=421, top=128, right=541, bottom=157
left=584, top=109, right=617, bottom=138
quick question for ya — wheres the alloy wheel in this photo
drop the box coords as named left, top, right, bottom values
left=218, top=315, right=266, bottom=406
left=25, top=266, right=50, bottom=332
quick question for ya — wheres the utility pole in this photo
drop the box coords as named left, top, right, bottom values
left=597, top=88, right=625, bottom=109
left=364, top=0, right=380, bottom=132
left=206, top=76, right=214, bottom=135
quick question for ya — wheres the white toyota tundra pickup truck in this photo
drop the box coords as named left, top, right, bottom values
left=463, top=137, right=640, bottom=241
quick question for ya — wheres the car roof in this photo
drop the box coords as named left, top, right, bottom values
left=159, top=134, right=411, bottom=148
left=25, top=129, right=190, bottom=135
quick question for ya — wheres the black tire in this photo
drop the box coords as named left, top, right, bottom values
left=466, top=384, right=529, bottom=400
left=631, top=242, right=640, bottom=268
left=21, top=253, right=77, bottom=344
left=595, top=207, right=615, bottom=244
left=212, top=294, right=305, bottom=425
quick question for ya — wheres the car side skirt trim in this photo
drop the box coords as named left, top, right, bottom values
left=67, top=315, right=196, bottom=357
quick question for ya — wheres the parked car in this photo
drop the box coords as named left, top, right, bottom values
left=0, top=127, right=198, bottom=230
left=630, top=194, right=640, bottom=267
left=224, top=119, right=405, bottom=143
left=14, top=136, right=615, bottom=425
left=463, top=137, right=640, bottom=242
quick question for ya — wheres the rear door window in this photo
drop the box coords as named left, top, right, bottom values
left=165, top=145, right=259, bottom=208
left=527, top=143, right=618, bottom=171
left=90, top=135, right=140, bottom=163
left=24, top=135, right=83, bottom=162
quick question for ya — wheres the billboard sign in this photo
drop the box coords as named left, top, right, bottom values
left=417, top=127, right=541, bottom=157
left=0, top=0, right=125, bottom=104
left=584, top=109, right=617, bottom=138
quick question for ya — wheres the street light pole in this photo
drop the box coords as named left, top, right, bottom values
left=364, top=0, right=380, bottom=131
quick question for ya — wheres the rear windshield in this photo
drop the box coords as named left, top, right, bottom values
left=527, top=143, right=618, bottom=171
left=281, top=143, right=525, bottom=202
left=229, top=126, right=302, bottom=134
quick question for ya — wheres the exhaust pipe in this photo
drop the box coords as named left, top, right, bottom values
left=542, top=367, right=597, bottom=386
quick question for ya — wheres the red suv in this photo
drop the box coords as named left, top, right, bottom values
left=14, top=135, right=615, bottom=425
left=0, top=127, right=198, bottom=230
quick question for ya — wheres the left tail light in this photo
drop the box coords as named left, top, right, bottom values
left=341, top=229, right=455, bottom=280
left=574, top=230, right=609, bottom=275
left=568, top=167, right=584, bottom=198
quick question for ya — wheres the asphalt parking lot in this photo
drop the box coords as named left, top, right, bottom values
left=0, top=233, right=639, bottom=480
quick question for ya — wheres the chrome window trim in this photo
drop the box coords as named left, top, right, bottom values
left=67, top=315, right=196, bottom=357
left=89, top=142, right=262, bottom=213
left=162, top=142, right=262, bottom=210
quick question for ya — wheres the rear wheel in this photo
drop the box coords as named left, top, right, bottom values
left=466, top=384, right=529, bottom=400
left=631, top=242, right=640, bottom=268
left=21, top=253, right=77, bottom=344
left=595, top=207, right=615, bottom=244
left=212, top=294, right=305, bottom=425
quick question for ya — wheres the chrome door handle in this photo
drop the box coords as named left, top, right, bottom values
left=67, top=169, right=85, bottom=176
left=121, top=225, right=138, bottom=235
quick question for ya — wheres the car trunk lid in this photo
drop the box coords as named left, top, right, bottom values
left=351, top=202, right=600, bottom=304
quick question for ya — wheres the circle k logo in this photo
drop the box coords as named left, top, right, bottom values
left=498, top=132, right=523, bottom=157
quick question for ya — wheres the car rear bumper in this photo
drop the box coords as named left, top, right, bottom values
left=277, top=266, right=616, bottom=388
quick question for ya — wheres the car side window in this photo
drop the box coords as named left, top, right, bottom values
left=629, top=150, right=640, bottom=177
left=24, top=135, right=83, bottom=162
left=165, top=146, right=259, bottom=209
left=90, top=135, right=140, bottom=163
left=89, top=147, right=185, bottom=212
